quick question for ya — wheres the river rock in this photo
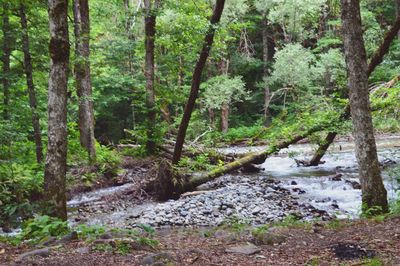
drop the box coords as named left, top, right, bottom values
left=140, top=252, right=174, bottom=266
left=15, top=247, right=51, bottom=263
left=225, top=243, right=261, bottom=255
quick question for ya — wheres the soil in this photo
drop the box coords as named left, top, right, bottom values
left=1, top=216, right=400, bottom=265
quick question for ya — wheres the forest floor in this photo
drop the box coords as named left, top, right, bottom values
left=1, top=215, right=400, bottom=265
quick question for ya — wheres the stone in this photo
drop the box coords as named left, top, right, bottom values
left=140, top=252, right=174, bottom=266
left=252, top=207, right=261, bottom=214
left=330, top=173, right=343, bottom=181
left=15, top=248, right=51, bottom=263
left=225, top=243, right=261, bottom=255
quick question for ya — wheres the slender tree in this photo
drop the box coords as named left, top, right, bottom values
left=172, top=0, right=225, bottom=164
left=44, top=0, right=70, bottom=220
left=73, top=0, right=96, bottom=162
left=306, top=14, right=400, bottom=166
left=341, top=0, right=388, bottom=214
left=2, top=2, right=11, bottom=120
left=144, top=0, right=158, bottom=154
left=261, top=16, right=272, bottom=127
left=19, top=2, right=43, bottom=163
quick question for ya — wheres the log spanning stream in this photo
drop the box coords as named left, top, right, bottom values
left=66, top=136, right=400, bottom=228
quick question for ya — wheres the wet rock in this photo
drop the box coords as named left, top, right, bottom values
left=292, top=188, right=306, bottom=194
left=345, top=180, right=361, bottom=190
left=330, top=173, right=343, bottom=181
left=290, top=181, right=297, bottom=185
left=225, top=243, right=261, bottom=255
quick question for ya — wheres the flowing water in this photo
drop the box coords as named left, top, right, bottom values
left=63, top=136, right=400, bottom=228
left=220, top=136, right=400, bottom=218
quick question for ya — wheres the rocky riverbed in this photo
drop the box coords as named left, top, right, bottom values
left=67, top=136, right=400, bottom=229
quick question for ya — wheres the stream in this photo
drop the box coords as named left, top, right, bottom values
left=67, top=136, right=400, bottom=228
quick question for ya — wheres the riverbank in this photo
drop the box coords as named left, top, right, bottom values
left=2, top=215, right=400, bottom=265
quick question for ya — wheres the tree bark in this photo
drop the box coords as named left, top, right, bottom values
left=19, top=3, right=43, bottom=163
left=367, top=15, right=400, bottom=77
left=221, top=104, right=229, bottom=133
left=307, top=132, right=336, bottom=166
left=306, top=14, right=400, bottom=166
left=44, top=0, right=70, bottom=220
left=341, top=0, right=388, bottom=214
left=2, top=2, right=11, bottom=120
left=73, top=0, right=96, bottom=162
left=172, top=0, right=225, bottom=164
left=144, top=0, right=157, bottom=154
left=396, top=0, right=400, bottom=39
left=261, top=16, right=272, bottom=127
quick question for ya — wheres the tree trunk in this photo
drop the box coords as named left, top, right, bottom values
left=221, top=104, right=229, bottom=133
left=307, top=132, right=336, bottom=166
left=73, top=0, right=96, bottom=162
left=2, top=2, right=11, bottom=120
left=341, top=0, right=388, bottom=214
left=261, top=16, right=271, bottom=127
left=208, top=107, right=215, bottom=128
left=367, top=15, right=400, bottom=77
left=305, top=14, right=400, bottom=166
left=144, top=0, right=157, bottom=154
left=44, top=0, right=70, bottom=220
left=172, top=0, right=225, bottom=164
left=396, top=0, right=400, bottom=39
left=155, top=123, right=328, bottom=200
left=19, top=3, right=43, bottom=163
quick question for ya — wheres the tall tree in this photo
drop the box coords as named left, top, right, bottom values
left=172, top=0, right=225, bottom=164
left=2, top=2, right=11, bottom=120
left=44, top=0, right=70, bottom=220
left=305, top=13, right=400, bottom=167
left=19, top=2, right=43, bottom=163
left=340, top=0, right=388, bottom=214
left=73, top=0, right=96, bottom=162
left=144, top=0, right=158, bottom=154
left=261, top=16, right=273, bottom=126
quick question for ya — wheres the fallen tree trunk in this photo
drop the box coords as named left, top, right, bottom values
left=302, top=15, right=400, bottom=167
left=154, top=121, right=331, bottom=200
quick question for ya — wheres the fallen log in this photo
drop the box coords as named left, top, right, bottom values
left=154, top=121, right=331, bottom=200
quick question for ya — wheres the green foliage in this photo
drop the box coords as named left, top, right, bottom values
left=201, top=75, right=249, bottom=110
left=19, top=215, right=69, bottom=244
left=371, top=87, right=400, bottom=133
left=75, top=224, right=106, bottom=240
left=255, top=0, right=325, bottom=42
left=221, top=215, right=250, bottom=233
left=361, top=257, right=384, bottom=266
left=269, top=43, right=316, bottom=92
left=272, top=214, right=308, bottom=228
left=137, top=236, right=159, bottom=248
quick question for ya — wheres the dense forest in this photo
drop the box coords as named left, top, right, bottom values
left=1, top=0, right=400, bottom=265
